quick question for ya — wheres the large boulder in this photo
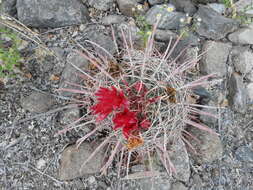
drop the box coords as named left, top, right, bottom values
left=146, top=4, right=186, bottom=30
left=194, top=5, right=239, bottom=40
left=200, top=41, right=232, bottom=77
left=16, top=0, right=89, bottom=28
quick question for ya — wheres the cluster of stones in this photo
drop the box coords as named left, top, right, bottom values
left=2, top=0, right=253, bottom=189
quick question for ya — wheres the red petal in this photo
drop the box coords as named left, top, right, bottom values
left=91, top=86, right=129, bottom=120
left=113, top=109, right=138, bottom=138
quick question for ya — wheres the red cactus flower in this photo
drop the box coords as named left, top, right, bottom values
left=91, top=86, right=129, bottom=120
left=113, top=108, right=138, bottom=138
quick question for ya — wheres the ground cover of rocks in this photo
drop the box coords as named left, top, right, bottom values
left=1, top=0, right=253, bottom=189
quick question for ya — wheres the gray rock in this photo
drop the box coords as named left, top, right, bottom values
left=171, top=32, right=200, bottom=60
left=16, top=0, right=89, bottom=28
left=189, top=127, right=223, bottom=163
left=199, top=101, right=218, bottom=126
left=60, top=107, right=80, bottom=125
left=170, top=0, right=197, bottom=15
left=148, top=0, right=164, bottom=6
left=177, top=46, right=199, bottom=64
left=88, top=0, right=114, bottom=11
left=235, top=146, right=253, bottom=162
left=117, top=22, right=142, bottom=48
left=247, top=71, right=253, bottom=82
left=154, top=29, right=178, bottom=42
left=101, top=15, right=125, bottom=25
left=192, top=0, right=219, bottom=3
left=171, top=182, right=188, bottom=190
left=230, top=47, right=253, bottom=76
left=21, top=92, right=55, bottom=113
left=131, top=164, right=146, bottom=173
left=234, top=0, right=253, bottom=14
left=2, top=0, right=17, bottom=16
left=139, top=177, right=172, bottom=190
left=207, top=3, right=226, bottom=14
left=247, top=83, right=253, bottom=101
left=228, top=23, right=253, bottom=45
left=150, top=138, right=190, bottom=182
left=59, top=51, right=89, bottom=97
left=228, top=72, right=248, bottom=113
left=194, top=5, right=239, bottom=40
left=116, top=0, right=138, bottom=17
left=192, top=86, right=211, bottom=105
left=59, top=142, right=104, bottom=180
left=190, top=174, right=203, bottom=190
left=170, top=138, right=190, bottom=182
left=145, top=4, right=186, bottom=30
left=245, top=9, right=253, bottom=17
left=200, top=41, right=232, bottom=77
left=84, top=26, right=116, bottom=55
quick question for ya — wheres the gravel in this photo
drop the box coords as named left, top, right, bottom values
left=1, top=1, right=253, bottom=189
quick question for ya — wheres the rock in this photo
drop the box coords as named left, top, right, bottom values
left=154, top=29, right=178, bottom=42
left=190, top=174, right=203, bottom=190
left=117, top=22, right=142, bottom=48
left=2, top=0, right=17, bottom=16
left=234, top=0, right=253, bottom=16
left=16, top=0, right=89, bottom=28
left=175, top=31, right=199, bottom=51
left=207, top=3, right=226, bottom=14
left=177, top=46, right=199, bottom=64
left=170, top=0, right=197, bottom=15
left=192, top=86, right=211, bottom=105
left=36, top=158, right=46, bottom=169
left=194, top=5, right=239, bottom=40
left=199, top=101, right=218, bottom=126
left=17, top=40, right=29, bottom=51
left=84, top=26, right=117, bottom=56
left=228, top=72, right=248, bottom=113
left=245, top=9, right=253, bottom=17
left=21, top=92, right=55, bottom=113
left=148, top=0, right=164, bottom=6
left=169, top=138, right=190, bottom=182
left=200, top=41, right=232, bottom=77
left=171, top=182, right=188, bottom=190
left=131, top=164, right=146, bottom=173
left=58, top=142, right=104, bottom=180
left=87, top=176, right=96, bottom=184
left=145, top=4, right=186, bottom=30
left=228, top=23, right=253, bottom=45
left=59, top=51, right=89, bottom=97
left=79, top=24, right=86, bottom=31
left=101, top=15, right=125, bottom=25
left=139, top=177, right=172, bottom=190
left=192, top=0, right=219, bottom=3
left=88, top=0, right=114, bottom=11
left=235, top=146, right=253, bottom=162
left=230, top=47, right=253, bottom=76
left=247, top=83, right=253, bottom=101
left=116, top=0, right=138, bottom=17
left=60, top=107, right=80, bottom=125
left=189, top=127, right=223, bottom=163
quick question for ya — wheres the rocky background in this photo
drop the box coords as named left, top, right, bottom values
left=0, top=0, right=253, bottom=189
